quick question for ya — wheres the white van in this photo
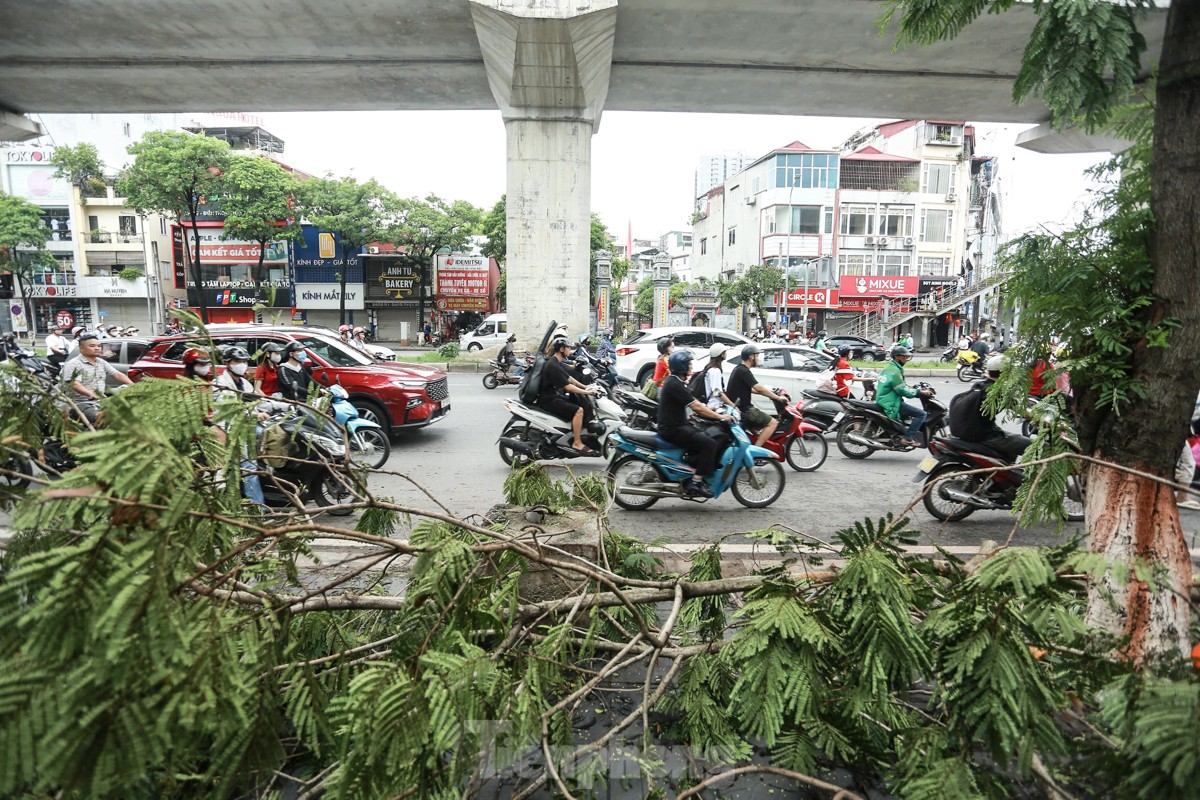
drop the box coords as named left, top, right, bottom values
left=460, top=313, right=508, bottom=351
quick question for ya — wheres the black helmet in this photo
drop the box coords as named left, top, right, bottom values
left=222, top=346, right=251, bottom=362
left=284, top=341, right=307, bottom=356
left=550, top=336, right=574, bottom=353
left=837, top=345, right=852, bottom=358
left=667, top=350, right=693, bottom=376
left=818, top=329, right=828, bottom=337
left=740, top=343, right=761, bottom=360
left=260, top=341, right=283, bottom=353
left=656, top=337, right=674, bottom=355
left=507, top=334, right=517, bottom=342
left=891, top=346, right=912, bottom=359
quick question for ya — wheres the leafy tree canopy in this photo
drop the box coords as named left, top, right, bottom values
left=295, top=175, right=390, bottom=252
left=49, top=143, right=105, bottom=194
left=480, top=194, right=505, bottom=264
left=118, top=130, right=232, bottom=222
left=219, top=155, right=303, bottom=251
left=381, top=193, right=482, bottom=262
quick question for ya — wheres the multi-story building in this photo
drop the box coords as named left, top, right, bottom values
left=691, top=121, right=999, bottom=345
left=658, top=230, right=692, bottom=283
left=694, top=152, right=750, bottom=208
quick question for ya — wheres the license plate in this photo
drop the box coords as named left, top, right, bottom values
left=917, top=456, right=937, bottom=473
left=833, top=411, right=845, bottom=424
left=442, top=400, right=450, bottom=412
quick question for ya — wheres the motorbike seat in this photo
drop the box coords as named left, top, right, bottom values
left=618, top=425, right=673, bottom=450
left=805, top=389, right=844, bottom=402
left=935, top=436, right=1009, bottom=461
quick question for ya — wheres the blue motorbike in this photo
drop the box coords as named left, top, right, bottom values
left=605, top=411, right=785, bottom=509
left=327, top=383, right=391, bottom=469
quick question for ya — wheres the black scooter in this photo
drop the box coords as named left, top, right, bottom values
left=834, top=382, right=948, bottom=458
left=257, top=408, right=358, bottom=516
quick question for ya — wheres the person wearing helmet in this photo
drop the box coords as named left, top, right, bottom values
left=970, top=332, right=991, bottom=360
left=644, top=336, right=676, bottom=398
left=351, top=326, right=369, bottom=352
left=875, top=346, right=932, bottom=448
left=812, top=329, right=829, bottom=352
left=212, top=346, right=286, bottom=509
left=537, top=335, right=601, bottom=455
left=337, top=324, right=356, bottom=348
left=276, top=341, right=314, bottom=402
left=44, top=325, right=70, bottom=367
left=726, top=344, right=788, bottom=447
left=498, top=333, right=518, bottom=373
left=597, top=328, right=617, bottom=360
left=59, top=331, right=135, bottom=425
left=947, top=354, right=1032, bottom=462
left=182, top=347, right=214, bottom=381
left=656, top=349, right=733, bottom=497
left=700, top=342, right=736, bottom=411
left=831, top=345, right=857, bottom=399
left=254, top=342, right=285, bottom=396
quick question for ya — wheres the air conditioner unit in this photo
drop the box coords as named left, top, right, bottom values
left=864, top=235, right=875, bottom=246
left=744, top=195, right=756, bottom=205
left=904, top=236, right=915, bottom=246
left=877, top=236, right=890, bottom=248
left=945, top=192, right=957, bottom=203
left=367, top=246, right=380, bottom=254
left=950, top=135, right=963, bottom=146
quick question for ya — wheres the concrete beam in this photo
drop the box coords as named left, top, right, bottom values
left=0, top=110, right=45, bottom=142
left=1015, top=121, right=1131, bottom=155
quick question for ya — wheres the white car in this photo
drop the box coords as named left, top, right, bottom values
left=720, top=344, right=837, bottom=412
left=615, top=326, right=752, bottom=385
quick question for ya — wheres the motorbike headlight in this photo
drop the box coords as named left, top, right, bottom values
left=309, top=433, right=346, bottom=457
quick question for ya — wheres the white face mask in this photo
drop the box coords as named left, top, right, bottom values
left=229, top=362, right=249, bottom=376
left=269, top=353, right=282, bottom=364
left=194, top=364, right=211, bottom=377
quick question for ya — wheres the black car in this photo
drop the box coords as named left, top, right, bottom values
left=824, top=335, right=889, bottom=362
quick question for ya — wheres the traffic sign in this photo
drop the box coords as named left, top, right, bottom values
left=54, top=310, right=75, bottom=329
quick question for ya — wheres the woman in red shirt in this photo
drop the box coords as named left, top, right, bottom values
left=832, top=346, right=857, bottom=398
left=254, top=342, right=284, bottom=397
left=650, top=336, right=675, bottom=385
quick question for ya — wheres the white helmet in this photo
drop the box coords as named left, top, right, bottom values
left=985, top=355, right=1005, bottom=373
left=708, top=342, right=729, bottom=359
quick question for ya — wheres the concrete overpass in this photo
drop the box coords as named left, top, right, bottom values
left=0, top=0, right=1167, bottom=342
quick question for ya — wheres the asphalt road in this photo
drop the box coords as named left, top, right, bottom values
left=371, top=374, right=1200, bottom=557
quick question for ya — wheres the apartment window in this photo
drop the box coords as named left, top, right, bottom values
left=919, top=257, right=950, bottom=275
left=752, top=176, right=761, bottom=193
left=88, top=215, right=99, bottom=232
left=824, top=208, right=834, bottom=234
left=776, top=205, right=820, bottom=235
left=118, top=215, right=137, bottom=236
left=839, top=205, right=874, bottom=236
left=878, top=254, right=911, bottom=277
left=838, top=254, right=872, bottom=276
left=727, top=227, right=736, bottom=246
left=878, top=207, right=914, bottom=237
left=921, top=209, right=954, bottom=243
left=160, top=217, right=167, bottom=235
left=775, top=153, right=840, bottom=189
left=700, top=238, right=707, bottom=255
left=41, top=208, right=72, bottom=241
left=923, top=163, right=955, bottom=195
left=123, top=122, right=131, bottom=137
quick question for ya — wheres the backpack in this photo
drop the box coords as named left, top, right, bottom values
left=815, top=367, right=837, bottom=393
left=948, top=382, right=989, bottom=440
left=687, top=369, right=710, bottom=404
left=517, top=353, right=546, bottom=404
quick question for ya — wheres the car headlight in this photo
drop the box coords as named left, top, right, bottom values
left=392, top=378, right=426, bottom=388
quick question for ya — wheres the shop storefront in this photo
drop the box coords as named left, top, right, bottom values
left=365, top=255, right=427, bottom=341
left=175, top=224, right=293, bottom=323
left=433, top=253, right=496, bottom=340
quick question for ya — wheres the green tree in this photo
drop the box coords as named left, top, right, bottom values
left=633, top=273, right=685, bottom=319
left=480, top=194, right=506, bottom=264
left=220, top=156, right=303, bottom=306
left=49, top=142, right=106, bottom=197
left=295, top=176, right=391, bottom=326
left=119, top=130, right=232, bottom=324
left=723, top=263, right=785, bottom=326
left=0, top=192, right=54, bottom=338
left=884, top=0, right=1198, bottom=663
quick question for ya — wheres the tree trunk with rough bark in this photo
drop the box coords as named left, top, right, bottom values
left=1084, top=0, right=1200, bottom=665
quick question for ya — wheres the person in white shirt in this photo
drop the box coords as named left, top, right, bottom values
left=701, top=343, right=736, bottom=411
left=59, top=332, right=134, bottom=424
left=44, top=325, right=70, bottom=367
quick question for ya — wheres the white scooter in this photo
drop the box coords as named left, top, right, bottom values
left=497, top=392, right=627, bottom=466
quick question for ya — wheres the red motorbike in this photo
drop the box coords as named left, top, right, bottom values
left=753, top=389, right=828, bottom=472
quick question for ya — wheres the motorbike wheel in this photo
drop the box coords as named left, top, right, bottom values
left=836, top=418, right=876, bottom=460
left=731, top=458, right=786, bottom=508
left=310, top=472, right=356, bottom=516
left=922, top=467, right=980, bottom=522
left=956, top=364, right=981, bottom=383
left=498, top=421, right=533, bottom=467
left=349, top=428, right=391, bottom=470
left=606, top=454, right=661, bottom=511
left=1064, top=474, right=1085, bottom=522
left=482, top=372, right=499, bottom=390
left=0, top=454, right=33, bottom=500
left=785, top=432, right=828, bottom=472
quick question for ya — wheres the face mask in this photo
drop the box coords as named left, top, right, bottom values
left=230, top=362, right=249, bottom=376
left=194, top=364, right=211, bottom=377
left=269, top=353, right=282, bottom=364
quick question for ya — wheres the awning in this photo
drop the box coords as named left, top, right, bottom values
left=85, top=251, right=145, bottom=267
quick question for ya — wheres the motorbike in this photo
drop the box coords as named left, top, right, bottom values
left=797, top=372, right=877, bottom=435
left=613, top=387, right=659, bottom=431
left=258, top=406, right=357, bottom=516
left=605, top=410, right=786, bottom=509
left=326, top=383, right=391, bottom=469
left=915, top=433, right=1084, bottom=522
left=939, top=345, right=959, bottom=363
left=482, top=352, right=533, bottom=390
left=956, top=350, right=986, bottom=382
left=497, top=391, right=627, bottom=466
left=757, top=391, right=828, bottom=472
left=834, top=382, right=949, bottom=459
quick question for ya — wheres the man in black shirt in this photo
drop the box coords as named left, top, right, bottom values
left=537, top=336, right=600, bottom=454
left=726, top=344, right=789, bottom=446
left=948, top=355, right=1032, bottom=462
left=657, top=350, right=733, bottom=498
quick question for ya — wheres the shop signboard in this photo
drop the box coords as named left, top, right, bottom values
left=435, top=296, right=488, bottom=311
left=174, top=224, right=293, bottom=308
left=78, top=275, right=149, bottom=298
left=773, top=288, right=839, bottom=308
left=838, top=275, right=919, bottom=298
left=26, top=284, right=78, bottom=298
left=293, top=283, right=365, bottom=310
left=366, top=256, right=423, bottom=302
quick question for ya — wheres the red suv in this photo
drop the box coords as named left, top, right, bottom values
left=128, top=325, right=450, bottom=435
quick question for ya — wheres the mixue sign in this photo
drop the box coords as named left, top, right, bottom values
left=838, top=275, right=919, bottom=298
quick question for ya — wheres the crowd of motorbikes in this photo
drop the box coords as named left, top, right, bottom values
left=491, top=323, right=1083, bottom=522
left=0, top=339, right=371, bottom=517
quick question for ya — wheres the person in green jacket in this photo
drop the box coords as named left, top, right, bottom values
left=875, top=346, right=931, bottom=447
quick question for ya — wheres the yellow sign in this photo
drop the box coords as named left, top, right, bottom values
left=318, top=233, right=336, bottom=258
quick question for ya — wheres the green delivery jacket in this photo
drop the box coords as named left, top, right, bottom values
left=875, top=359, right=918, bottom=420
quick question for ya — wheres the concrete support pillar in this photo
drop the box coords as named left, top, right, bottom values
left=919, top=316, right=931, bottom=349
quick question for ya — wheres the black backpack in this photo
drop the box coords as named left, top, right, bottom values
left=948, top=382, right=989, bottom=440
left=517, top=353, right=546, bottom=405
left=686, top=370, right=708, bottom=404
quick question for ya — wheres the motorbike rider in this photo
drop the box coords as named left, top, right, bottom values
left=726, top=344, right=789, bottom=447
left=832, top=346, right=857, bottom=399
left=537, top=335, right=601, bottom=455
left=876, top=345, right=932, bottom=448
left=59, top=331, right=134, bottom=425
left=597, top=328, right=617, bottom=360
left=949, top=355, right=1033, bottom=462
left=499, top=334, right=518, bottom=374
left=701, top=343, right=735, bottom=411
left=970, top=333, right=991, bottom=360
left=657, top=349, right=734, bottom=498
left=649, top=336, right=675, bottom=392
left=211, top=346, right=283, bottom=508
left=337, top=324, right=360, bottom=351
left=44, top=325, right=70, bottom=368
left=812, top=329, right=829, bottom=353
left=352, top=327, right=370, bottom=351
left=276, top=341, right=314, bottom=402
left=254, top=341, right=284, bottom=396
left=182, top=347, right=214, bottom=381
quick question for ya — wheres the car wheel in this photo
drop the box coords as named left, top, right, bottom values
left=467, top=342, right=482, bottom=352
left=352, top=399, right=389, bottom=431
left=860, top=351, right=877, bottom=363
left=636, top=365, right=655, bottom=387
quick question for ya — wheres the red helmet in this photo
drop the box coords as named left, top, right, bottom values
left=338, top=324, right=352, bottom=334
left=182, top=348, right=211, bottom=365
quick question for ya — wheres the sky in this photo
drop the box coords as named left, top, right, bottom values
left=255, top=109, right=1107, bottom=247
